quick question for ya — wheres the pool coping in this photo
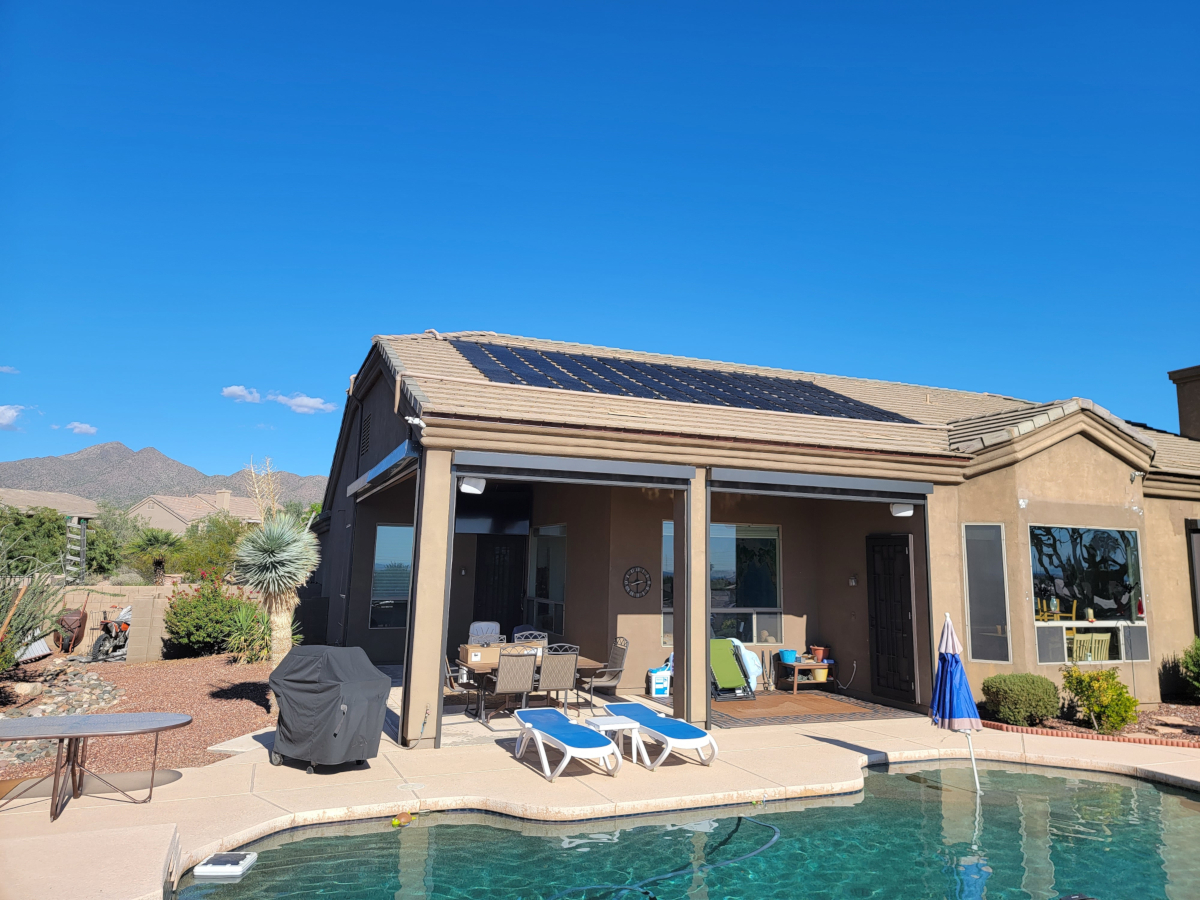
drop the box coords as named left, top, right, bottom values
left=173, top=741, right=1200, bottom=881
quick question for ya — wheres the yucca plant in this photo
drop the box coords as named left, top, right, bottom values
left=235, top=515, right=319, bottom=669
left=225, top=602, right=272, bottom=664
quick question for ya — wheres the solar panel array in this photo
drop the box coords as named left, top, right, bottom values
left=449, top=340, right=916, bottom=423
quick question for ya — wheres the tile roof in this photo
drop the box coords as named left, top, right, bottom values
left=139, top=493, right=261, bottom=524
left=948, top=399, right=1156, bottom=455
left=0, top=489, right=100, bottom=519
left=372, top=331, right=1200, bottom=481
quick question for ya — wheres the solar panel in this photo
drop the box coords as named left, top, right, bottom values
left=507, top=346, right=597, bottom=393
left=449, top=341, right=524, bottom=385
left=451, top=341, right=915, bottom=424
left=483, top=344, right=562, bottom=389
left=540, top=350, right=629, bottom=396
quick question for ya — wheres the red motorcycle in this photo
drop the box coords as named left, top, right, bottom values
left=91, top=605, right=132, bottom=660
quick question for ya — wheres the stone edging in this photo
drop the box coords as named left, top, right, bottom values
left=981, top=719, right=1200, bottom=749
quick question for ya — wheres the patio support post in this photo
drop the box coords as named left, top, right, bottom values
left=401, top=448, right=454, bottom=748
left=672, top=469, right=709, bottom=726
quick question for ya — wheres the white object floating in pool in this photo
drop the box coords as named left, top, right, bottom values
left=194, top=851, right=258, bottom=883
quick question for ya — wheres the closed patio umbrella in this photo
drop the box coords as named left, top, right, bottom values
left=930, top=613, right=983, bottom=792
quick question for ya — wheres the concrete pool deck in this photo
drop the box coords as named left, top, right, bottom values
left=4, top=710, right=1200, bottom=900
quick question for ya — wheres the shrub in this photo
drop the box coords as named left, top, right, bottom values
left=981, top=673, right=1060, bottom=726
left=224, top=602, right=303, bottom=663
left=1180, top=637, right=1200, bottom=700
left=1060, top=665, right=1139, bottom=734
left=163, top=571, right=247, bottom=655
left=225, top=602, right=272, bottom=663
left=109, top=572, right=146, bottom=586
left=176, top=513, right=248, bottom=582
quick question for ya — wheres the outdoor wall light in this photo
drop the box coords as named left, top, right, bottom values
left=459, top=476, right=487, bottom=495
left=889, top=503, right=914, bottom=517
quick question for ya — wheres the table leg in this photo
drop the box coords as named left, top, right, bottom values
left=147, top=733, right=160, bottom=802
left=792, top=667, right=799, bottom=694
left=49, top=738, right=66, bottom=822
left=70, top=737, right=84, bottom=799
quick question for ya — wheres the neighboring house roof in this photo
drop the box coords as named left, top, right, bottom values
left=130, top=493, right=261, bottom=527
left=365, top=331, right=1200, bottom=494
left=0, top=488, right=100, bottom=519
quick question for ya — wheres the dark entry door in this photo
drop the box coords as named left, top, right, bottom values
left=866, top=534, right=918, bottom=703
left=473, top=535, right=528, bottom=639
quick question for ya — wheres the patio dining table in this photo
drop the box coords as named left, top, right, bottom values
left=457, top=655, right=603, bottom=724
left=0, top=712, right=191, bottom=821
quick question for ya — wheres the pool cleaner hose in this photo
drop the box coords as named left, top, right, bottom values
left=543, top=816, right=781, bottom=900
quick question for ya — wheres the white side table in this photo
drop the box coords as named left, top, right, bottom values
left=585, top=715, right=650, bottom=768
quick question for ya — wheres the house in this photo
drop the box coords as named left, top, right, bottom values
left=313, top=331, right=1200, bottom=749
left=127, top=490, right=261, bottom=535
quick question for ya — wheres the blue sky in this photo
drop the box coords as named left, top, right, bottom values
left=2, top=3, right=1197, bottom=477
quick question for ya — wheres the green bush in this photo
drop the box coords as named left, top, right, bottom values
left=1180, top=637, right=1200, bottom=700
left=163, top=572, right=247, bottom=655
left=1060, top=665, right=1139, bottom=734
left=224, top=602, right=302, bottom=663
left=981, top=673, right=1060, bottom=726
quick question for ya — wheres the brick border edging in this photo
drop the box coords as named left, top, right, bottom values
left=981, top=719, right=1200, bottom=749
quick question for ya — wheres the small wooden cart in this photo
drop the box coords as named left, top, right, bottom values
left=777, top=660, right=835, bottom=694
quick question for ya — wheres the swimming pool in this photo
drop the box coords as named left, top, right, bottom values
left=176, top=763, right=1200, bottom=899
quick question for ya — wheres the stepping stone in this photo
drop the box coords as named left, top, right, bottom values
left=1153, top=715, right=1192, bottom=727
left=1147, top=724, right=1183, bottom=735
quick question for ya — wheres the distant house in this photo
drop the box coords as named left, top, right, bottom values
left=0, top=488, right=100, bottom=521
left=127, top=490, right=261, bottom=535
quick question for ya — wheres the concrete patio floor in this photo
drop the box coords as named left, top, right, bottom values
left=4, top=704, right=1200, bottom=900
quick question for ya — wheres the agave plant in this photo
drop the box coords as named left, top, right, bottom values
left=235, top=515, right=319, bottom=668
left=0, top=528, right=67, bottom=673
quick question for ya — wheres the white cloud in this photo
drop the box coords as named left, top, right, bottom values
left=0, top=366, right=18, bottom=375
left=222, top=385, right=261, bottom=403
left=50, top=424, right=59, bottom=430
left=0, top=405, right=23, bottom=430
left=66, top=422, right=97, bottom=435
left=269, top=392, right=336, bottom=414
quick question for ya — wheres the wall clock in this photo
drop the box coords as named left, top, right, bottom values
left=623, top=566, right=652, bottom=598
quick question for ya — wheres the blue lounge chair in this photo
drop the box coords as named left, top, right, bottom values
left=604, top=702, right=719, bottom=770
left=513, top=708, right=622, bottom=781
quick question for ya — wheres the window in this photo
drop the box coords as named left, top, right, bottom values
left=527, top=525, right=566, bottom=635
left=662, top=521, right=674, bottom=646
left=963, top=525, right=1010, bottom=662
left=370, top=525, right=413, bottom=629
left=1030, top=526, right=1147, bottom=663
left=709, top=524, right=782, bottom=645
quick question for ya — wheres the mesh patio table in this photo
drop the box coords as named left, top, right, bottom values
left=0, top=712, right=191, bottom=821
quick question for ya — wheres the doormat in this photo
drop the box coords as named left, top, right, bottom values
left=710, top=692, right=920, bottom=728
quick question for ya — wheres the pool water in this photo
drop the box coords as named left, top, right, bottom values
left=176, top=764, right=1200, bottom=899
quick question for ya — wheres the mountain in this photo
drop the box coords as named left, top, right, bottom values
left=0, top=442, right=327, bottom=508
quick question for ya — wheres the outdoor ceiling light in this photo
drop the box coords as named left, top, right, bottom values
left=889, top=503, right=914, bottom=517
left=459, top=477, right=487, bottom=495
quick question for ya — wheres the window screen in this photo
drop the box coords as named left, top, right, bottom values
left=1122, top=625, right=1150, bottom=662
left=370, top=524, right=413, bottom=629
left=964, top=525, right=1010, bottom=662
left=1036, top=626, right=1066, bottom=664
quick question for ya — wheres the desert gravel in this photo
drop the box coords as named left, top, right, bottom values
left=0, top=654, right=275, bottom=778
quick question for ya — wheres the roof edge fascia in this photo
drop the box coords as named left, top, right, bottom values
left=1143, top=473, right=1200, bottom=501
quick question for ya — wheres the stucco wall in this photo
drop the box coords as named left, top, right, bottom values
left=934, top=432, right=1174, bottom=702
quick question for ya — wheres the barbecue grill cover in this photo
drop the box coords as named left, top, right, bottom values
left=268, top=646, right=391, bottom=766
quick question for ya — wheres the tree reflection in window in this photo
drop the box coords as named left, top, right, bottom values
left=1029, top=526, right=1142, bottom=622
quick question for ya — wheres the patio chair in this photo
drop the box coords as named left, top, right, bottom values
left=534, top=643, right=579, bottom=710
left=469, top=621, right=505, bottom=645
left=514, top=708, right=622, bottom=781
left=577, top=637, right=628, bottom=713
left=514, top=629, right=549, bottom=646
left=444, top=657, right=479, bottom=717
left=710, top=638, right=754, bottom=701
left=481, top=645, right=538, bottom=728
left=604, top=701, right=719, bottom=769
left=513, top=625, right=544, bottom=641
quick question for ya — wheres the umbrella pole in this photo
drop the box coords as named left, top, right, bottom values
left=964, top=731, right=981, bottom=794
